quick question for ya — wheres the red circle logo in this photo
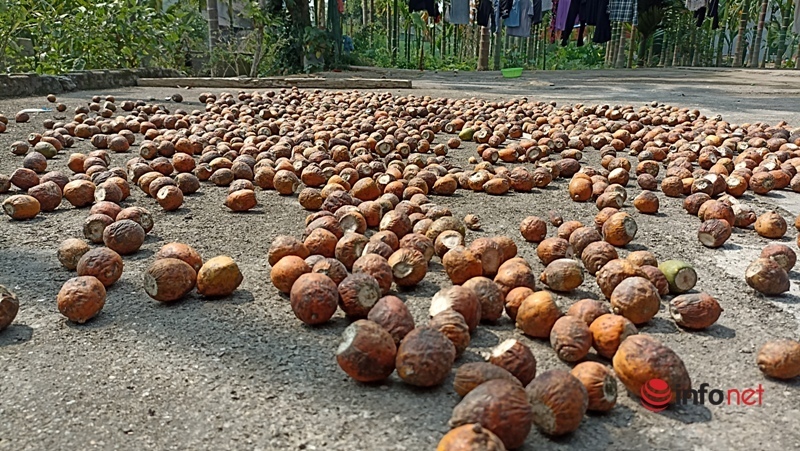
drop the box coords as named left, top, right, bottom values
left=640, top=378, right=672, bottom=412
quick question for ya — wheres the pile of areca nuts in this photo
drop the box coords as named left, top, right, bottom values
left=2, top=89, right=800, bottom=450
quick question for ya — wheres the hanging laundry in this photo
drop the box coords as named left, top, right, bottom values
left=795, top=0, right=800, bottom=34
left=685, top=0, right=705, bottom=12
left=532, top=0, right=544, bottom=25
left=555, top=0, right=574, bottom=31
left=505, top=0, right=522, bottom=27
left=499, top=0, right=514, bottom=18
left=560, top=0, right=587, bottom=46
left=338, top=0, right=344, bottom=14
left=694, top=0, right=719, bottom=29
left=448, top=0, right=471, bottom=24
left=408, top=0, right=440, bottom=17
left=507, top=0, right=536, bottom=36
left=550, top=0, right=559, bottom=42
left=591, top=0, right=612, bottom=43
left=477, top=0, right=495, bottom=27
left=609, top=0, right=637, bottom=25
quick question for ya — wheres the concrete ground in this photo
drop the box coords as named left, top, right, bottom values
left=1, top=68, right=800, bottom=451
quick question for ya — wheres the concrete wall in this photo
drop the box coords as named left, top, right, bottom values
left=0, top=68, right=182, bottom=99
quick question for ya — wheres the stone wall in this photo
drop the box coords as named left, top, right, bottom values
left=0, top=68, right=183, bottom=99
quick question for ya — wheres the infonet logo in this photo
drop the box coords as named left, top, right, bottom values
left=640, top=379, right=764, bottom=412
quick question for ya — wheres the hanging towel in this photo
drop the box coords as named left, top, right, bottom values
left=505, top=0, right=522, bottom=27
left=609, top=0, right=637, bottom=25
left=507, top=0, right=536, bottom=36
left=794, top=0, right=800, bottom=34
left=448, top=0, right=471, bottom=24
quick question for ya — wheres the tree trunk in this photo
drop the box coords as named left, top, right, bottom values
left=734, top=0, right=751, bottom=66
left=362, top=0, right=369, bottom=26
left=615, top=25, right=627, bottom=68
left=748, top=0, right=768, bottom=67
left=627, top=26, right=636, bottom=68
left=493, top=20, right=503, bottom=70
left=392, top=0, right=399, bottom=64
left=478, top=27, right=491, bottom=70
left=206, top=0, right=220, bottom=51
left=775, top=5, right=791, bottom=68
left=637, top=33, right=648, bottom=67
left=715, top=27, right=725, bottom=66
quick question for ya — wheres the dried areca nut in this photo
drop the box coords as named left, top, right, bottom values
left=351, top=178, right=382, bottom=201
left=596, top=191, right=624, bottom=210
left=683, top=193, right=711, bottom=216
left=305, top=215, right=344, bottom=240
left=468, top=238, right=503, bottom=277
left=661, top=176, right=684, bottom=197
left=571, top=362, right=617, bottom=412
left=594, top=207, right=619, bottom=230
left=57, top=238, right=90, bottom=270
left=429, top=309, right=471, bottom=357
left=57, top=276, right=106, bottom=323
left=312, top=258, right=348, bottom=286
left=453, top=362, right=521, bottom=398
left=396, top=326, right=456, bottom=387
left=504, top=287, right=534, bottom=322
left=2, top=194, right=40, bottom=220
left=83, top=213, right=114, bottom=243
left=63, top=180, right=96, bottom=207
left=338, top=210, right=367, bottom=234
left=147, top=176, right=176, bottom=198
left=638, top=265, right=670, bottom=296
left=270, top=255, right=311, bottom=294
left=569, top=177, right=593, bottom=201
left=760, top=243, right=797, bottom=272
left=0, top=285, right=19, bottom=331
left=442, top=246, right=483, bottom=285
left=102, top=219, right=145, bottom=255
left=613, top=334, right=692, bottom=406
left=749, top=171, right=774, bottom=194
left=463, top=214, right=481, bottom=231
left=697, top=219, right=732, bottom=248
left=77, top=247, right=123, bottom=287
left=362, top=239, right=393, bottom=260
left=269, top=235, right=310, bottom=266
left=757, top=339, right=800, bottom=380
left=669, top=292, right=722, bottom=330
left=637, top=173, right=658, bottom=190
left=548, top=210, right=564, bottom=226
left=754, top=210, right=787, bottom=238
left=516, top=291, right=562, bottom=338
left=526, top=370, right=588, bottom=436
left=567, top=299, right=611, bottom=326
left=430, top=286, right=482, bottom=332
left=400, top=233, right=435, bottom=262
left=155, top=242, right=203, bottom=272
left=596, top=258, right=646, bottom=298
left=557, top=221, right=584, bottom=240
left=602, top=212, right=637, bottom=247
left=117, top=206, right=153, bottom=233
left=590, top=313, right=637, bottom=359
left=462, top=276, right=505, bottom=322
left=334, top=232, right=369, bottom=270
left=353, top=253, right=393, bottom=295
left=489, top=338, right=537, bottom=386
left=336, top=320, right=397, bottom=382
left=581, top=241, right=619, bottom=276
left=449, top=379, right=532, bottom=450
left=490, top=237, right=517, bottom=264
left=550, top=316, right=592, bottom=362
left=540, top=259, right=584, bottom=292
left=28, top=181, right=62, bottom=212
left=290, top=273, right=338, bottom=325
left=10, top=168, right=39, bottom=191
left=494, top=262, right=536, bottom=298
left=520, top=216, right=548, bottom=243
left=536, top=237, right=571, bottom=266
left=143, top=258, right=197, bottom=303
left=726, top=174, right=748, bottom=197
left=633, top=191, right=659, bottom=214
left=94, top=180, right=123, bottom=203
left=225, top=189, right=257, bottom=212
left=426, top=216, right=466, bottom=242
left=368, top=295, right=415, bottom=345
left=380, top=210, right=412, bottom=238
left=610, top=277, right=660, bottom=325
left=387, top=247, right=428, bottom=287
left=745, top=257, right=790, bottom=296
left=569, top=227, right=601, bottom=257
left=91, top=201, right=122, bottom=220
left=338, top=273, right=381, bottom=318
left=658, top=260, right=697, bottom=294
left=483, top=177, right=510, bottom=195
left=274, top=169, right=300, bottom=194
left=626, top=250, right=657, bottom=267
